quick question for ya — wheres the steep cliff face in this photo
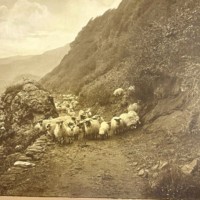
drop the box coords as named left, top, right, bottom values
left=41, top=0, right=200, bottom=135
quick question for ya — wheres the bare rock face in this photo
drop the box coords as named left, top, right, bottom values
left=1, top=81, right=58, bottom=131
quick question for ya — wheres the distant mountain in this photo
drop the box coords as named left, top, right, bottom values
left=0, top=44, right=70, bottom=93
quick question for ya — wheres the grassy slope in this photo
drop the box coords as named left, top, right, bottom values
left=41, top=0, right=200, bottom=105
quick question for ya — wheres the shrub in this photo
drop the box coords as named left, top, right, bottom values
left=82, top=84, right=111, bottom=107
left=147, top=164, right=200, bottom=199
left=5, top=83, right=23, bottom=96
left=98, top=88, right=111, bottom=106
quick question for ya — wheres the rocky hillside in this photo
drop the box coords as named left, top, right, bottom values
left=41, top=0, right=200, bottom=134
left=0, top=44, right=70, bottom=93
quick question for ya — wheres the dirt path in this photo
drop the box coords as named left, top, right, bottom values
left=1, top=126, right=200, bottom=198
left=3, top=133, right=147, bottom=198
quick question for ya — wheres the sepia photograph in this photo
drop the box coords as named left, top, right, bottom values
left=0, top=0, right=200, bottom=199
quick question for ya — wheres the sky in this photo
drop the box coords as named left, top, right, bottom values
left=0, top=0, right=122, bottom=58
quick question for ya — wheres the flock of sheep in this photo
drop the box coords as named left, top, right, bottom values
left=34, top=87, right=141, bottom=145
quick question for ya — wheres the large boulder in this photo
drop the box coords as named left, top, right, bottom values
left=1, top=81, right=58, bottom=131
left=0, top=81, right=58, bottom=167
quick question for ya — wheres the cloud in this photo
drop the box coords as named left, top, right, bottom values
left=0, top=0, right=122, bottom=58
left=0, top=0, right=63, bottom=57
left=0, top=5, right=8, bottom=20
left=0, top=0, right=54, bottom=39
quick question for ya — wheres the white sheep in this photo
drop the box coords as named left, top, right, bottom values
left=127, top=103, right=140, bottom=113
left=56, top=106, right=63, bottom=113
left=46, top=123, right=56, bottom=140
left=53, top=121, right=64, bottom=144
left=85, top=109, right=92, bottom=118
left=120, top=111, right=140, bottom=130
left=99, top=121, right=110, bottom=139
left=127, top=111, right=141, bottom=128
left=67, top=108, right=76, bottom=117
left=72, top=100, right=79, bottom=108
left=78, top=110, right=86, bottom=120
left=54, top=121, right=68, bottom=144
left=79, top=110, right=84, bottom=115
left=113, top=88, right=124, bottom=96
left=84, top=118, right=100, bottom=139
left=34, top=121, right=43, bottom=132
left=64, top=122, right=74, bottom=144
left=119, top=113, right=130, bottom=131
left=34, top=120, right=48, bottom=134
left=54, top=102, right=59, bottom=107
left=71, top=116, right=77, bottom=124
left=0, top=125, right=6, bottom=132
left=128, top=85, right=135, bottom=92
left=42, top=116, right=70, bottom=129
left=72, top=124, right=81, bottom=140
left=61, top=105, right=67, bottom=112
left=111, top=117, right=123, bottom=135
left=77, top=120, right=86, bottom=138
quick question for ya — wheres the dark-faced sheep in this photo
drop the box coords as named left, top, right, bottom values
left=111, top=117, right=123, bottom=135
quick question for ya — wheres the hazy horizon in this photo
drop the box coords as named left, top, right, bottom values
left=0, top=0, right=122, bottom=58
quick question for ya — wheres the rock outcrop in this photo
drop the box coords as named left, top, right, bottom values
left=0, top=81, right=58, bottom=156
left=1, top=81, right=58, bottom=131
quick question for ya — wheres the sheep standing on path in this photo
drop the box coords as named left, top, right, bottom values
left=84, top=118, right=100, bottom=140
left=72, top=124, right=81, bottom=140
left=46, top=123, right=56, bottom=141
left=54, top=121, right=68, bottom=145
left=99, top=121, right=110, bottom=139
left=63, top=122, right=75, bottom=144
left=128, top=111, right=141, bottom=129
left=119, top=113, right=130, bottom=131
left=78, top=110, right=86, bottom=120
left=111, top=117, right=123, bottom=135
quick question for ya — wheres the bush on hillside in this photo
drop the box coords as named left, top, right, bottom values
left=5, top=84, right=23, bottom=96
left=82, top=84, right=111, bottom=106
left=147, top=164, right=200, bottom=199
left=98, top=87, right=111, bottom=106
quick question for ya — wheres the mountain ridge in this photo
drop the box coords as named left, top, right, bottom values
left=41, top=0, right=200, bottom=132
left=0, top=44, right=70, bottom=93
left=0, top=44, right=70, bottom=80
